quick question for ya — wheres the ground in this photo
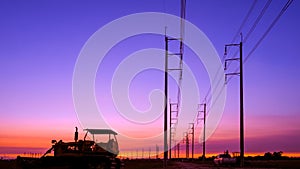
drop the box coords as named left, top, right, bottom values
left=124, top=159, right=300, bottom=169
left=1, top=159, right=300, bottom=169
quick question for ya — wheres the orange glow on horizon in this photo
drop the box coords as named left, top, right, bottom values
left=116, top=152, right=300, bottom=159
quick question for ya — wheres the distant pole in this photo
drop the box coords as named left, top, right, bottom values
left=164, top=34, right=169, bottom=167
left=156, top=144, right=159, bottom=159
left=202, top=103, right=206, bottom=160
left=177, top=143, right=180, bottom=158
left=185, top=133, right=189, bottom=159
left=198, top=103, right=207, bottom=160
left=174, top=142, right=176, bottom=158
left=190, top=123, right=194, bottom=160
left=174, top=140, right=176, bottom=158
left=74, top=127, right=78, bottom=143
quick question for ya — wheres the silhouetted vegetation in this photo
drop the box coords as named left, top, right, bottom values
left=244, top=151, right=292, bottom=161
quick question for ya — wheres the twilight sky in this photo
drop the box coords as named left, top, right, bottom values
left=0, top=0, right=300, bottom=157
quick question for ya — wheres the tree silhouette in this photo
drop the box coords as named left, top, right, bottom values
left=264, top=151, right=283, bottom=160
left=273, top=151, right=283, bottom=159
left=264, top=152, right=273, bottom=160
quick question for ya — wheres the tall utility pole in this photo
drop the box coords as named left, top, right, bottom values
left=165, top=34, right=182, bottom=164
left=164, top=0, right=186, bottom=167
left=224, top=34, right=244, bottom=167
left=239, top=39, right=244, bottom=167
left=169, top=103, right=172, bottom=160
left=164, top=34, right=168, bottom=168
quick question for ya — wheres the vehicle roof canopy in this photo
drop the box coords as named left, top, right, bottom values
left=84, top=129, right=118, bottom=135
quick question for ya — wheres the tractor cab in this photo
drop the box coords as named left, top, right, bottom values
left=84, top=129, right=119, bottom=156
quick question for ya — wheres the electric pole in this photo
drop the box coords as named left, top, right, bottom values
left=224, top=34, right=244, bottom=167
left=189, top=123, right=194, bottom=160
left=169, top=103, right=179, bottom=160
left=169, top=103, right=172, bottom=160
left=198, top=103, right=207, bottom=160
left=164, top=33, right=168, bottom=168
left=239, top=39, right=244, bottom=167
left=174, top=140, right=176, bottom=158
left=184, top=132, right=189, bottom=159
left=177, top=143, right=180, bottom=158
left=202, top=103, right=206, bottom=160
left=164, top=0, right=186, bottom=167
left=156, top=144, right=159, bottom=159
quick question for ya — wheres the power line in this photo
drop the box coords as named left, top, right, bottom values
left=201, top=0, right=258, bottom=104
left=227, top=0, right=294, bottom=83
left=226, top=0, right=272, bottom=65
left=204, top=0, right=293, bottom=126
left=231, top=0, right=258, bottom=45
left=244, top=0, right=293, bottom=63
left=244, top=0, right=272, bottom=43
left=214, top=0, right=292, bottom=98
left=183, top=0, right=293, bottom=160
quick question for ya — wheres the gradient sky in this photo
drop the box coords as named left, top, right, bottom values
left=1, top=0, right=300, bottom=157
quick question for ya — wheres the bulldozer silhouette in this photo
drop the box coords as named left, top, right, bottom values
left=17, top=127, right=124, bottom=169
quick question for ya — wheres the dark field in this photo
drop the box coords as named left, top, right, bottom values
left=1, top=159, right=300, bottom=169
left=124, top=159, right=300, bottom=169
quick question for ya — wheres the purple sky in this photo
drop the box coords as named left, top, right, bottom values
left=0, top=0, right=300, bottom=156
